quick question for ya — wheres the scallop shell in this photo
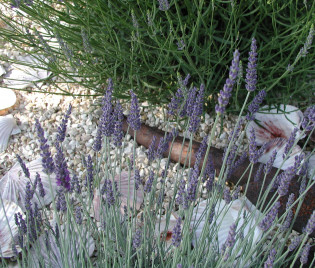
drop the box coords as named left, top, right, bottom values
left=0, top=158, right=57, bottom=211
left=92, top=171, right=144, bottom=221
left=246, top=104, right=304, bottom=146
left=0, top=199, right=23, bottom=258
left=3, top=55, right=51, bottom=89
left=258, top=137, right=302, bottom=171
left=0, top=114, right=20, bottom=153
left=29, top=223, right=95, bottom=267
left=191, top=197, right=263, bottom=255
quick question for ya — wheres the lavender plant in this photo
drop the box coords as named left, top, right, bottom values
left=1, top=38, right=314, bottom=268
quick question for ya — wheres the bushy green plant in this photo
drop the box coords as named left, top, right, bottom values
left=1, top=37, right=314, bottom=267
left=0, top=0, right=314, bottom=112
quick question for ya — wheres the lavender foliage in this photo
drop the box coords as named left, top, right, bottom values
left=85, top=155, right=94, bottom=196
left=158, top=0, right=170, bottom=11
left=245, top=38, right=258, bottom=92
left=35, top=119, right=55, bottom=174
left=128, top=90, right=141, bottom=131
left=56, top=104, right=72, bottom=143
left=215, top=49, right=240, bottom=114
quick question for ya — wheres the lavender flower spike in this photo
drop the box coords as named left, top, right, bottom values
left=101, top=78, right=114, bottom=137
left=16, top=154, right=30, bottom=178
left=147, top=135, right=157, bottom=162
left=128, top=90, right=141, bottom=131
left=144, top=170, right=155, bottom=193
left=305, top=210, right=315, bottom=234
left=215, top=49, right=240, bottom=114
left=35, top=119, right=55, bottom=174
left=298, top=24, right=314, bottom=58
left=283, top=128, right=298, bottom=159
left=301, top=105, right=315, bottom=132
left=158, top=0, right=170, bottom=11
left=246, top=90, right=266, bottom=121
left=172, top=217, right=182, bottom=247
left=300, top=243, right=311, bottom=265
left=56, top=104, right=72, bottom=143
left=245, top=38, right=258, bottom=92
left=189, top=84, right=205, bottom=133
left=113, top=101, right=124, bottom=147
left=133, top=228, right=142, bottom=249
left=259, top=201, right=281, bottom=231
left=54, top=142, right=71, bottom=191
left=264, top=248, right=276, bottom=268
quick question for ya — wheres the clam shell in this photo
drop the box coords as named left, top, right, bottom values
left=92, top=171, right=144, bottom=221
left=258, top=137, right=302, bottom=171
left=0, top=88, right=16, bottom=112
left=29, top=223, right=95, bottom=267
left=3, top=55, right=51, bottom=89
left=0, top=158, right=57, bottom=211
left=0, top=114, right=20, bottom=153
left=246, top=104, right=303, bottom=146
left=191, top=197, right=263, bottom=254
left=0, top=199, right=23, bottom=258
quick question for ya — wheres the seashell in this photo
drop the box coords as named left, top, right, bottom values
left=29, top=223, right=95, bottom=267
left=154, top=212, right=181, bottom=248
left=0, top=158, right=57, bottom=211
left=0, top=64, right=6, bottom=76
left=0, top=114, right=20, bottom=153
left=91, top=171, right=144, bottom=221
left=0, top=88, right=17, bottom=115
left=3, top=55, right=51, bottom=89
left=246, top=104, right=304, bottom=146
left=191, top=197, right=263, bottom=255
left=258, top=137, right=302, bottom=171
left=0, top=199, right=23, bottom=258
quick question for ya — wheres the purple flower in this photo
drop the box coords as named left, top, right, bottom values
left=305, top=210, right=315, bottom=234
left=155, top=133, right=172, bottom=159
left=93, top=127, right=103, bottom=152
left=36, top=173, right=46, bottom=198
left=147, top=135, right=157, bottom=162
left=232, top=186, right=241, bottom=200
left=187, top=167, right=199, bottom=202
left=101, top=79, right=115, bottom=137
left=176, top=179, right=189, bottom=209
left=102, top=179, right=115, bottom=206
left=246, top=90, right=266, bottom=121
left=299, top=177, right=306, bottom=196
left=127, top=90, right=141, bottom=131
left=264, top=150, right=277, bottom=174
left=54, top=142, right=71, bottom=191
left=56, top=104, right=72, bottom=143
left=113, top=101, right=124, bottom=147
left=172, top=217, right=182, bottom=247
left=35, top=119, right=55, bottom=175
left=254, top=163, right=264, bottom=182
left=56, top=188, right=67, bottom=212
left=177, top=265, right=182, bottom=268
left=222, top=223, right=236, bottom=258
left=280, top=193, right=295, bottom=232
left=248, top=128, right=266, bottom=164
left=133, top=228, right=142, bottom=249
left=298, top=25, right=314, bottom=58
left=245, top=38, right=258, bottom=92
left=168, top=88, right=184, bottom=116
left=215, top=49, right=240, bottom=114
left=194, top=135, right=208, bottom=169
left=301, top=105, right=315, bottom=132
left=203, top=155, right=215, bottom=183
left=189, top=84, right=205, bottom=133
left=300, top=243, right=311, bottom=265
left=277, top=170, right=295, bottom=197
left=134, top=169, right=141, bottom=190
left=185, top=86, right=197, bottom=117
left=223, top=187, right=232, bottom=204
left=144, top=171, right=155, bottom=193
left=259, top=201, right=281, bottom=231
left=75, top=207, right=82, bottom=225
left=70, top=174, right=81, bottom=194
left=16, top=154, right=30, bottom=178
left=283, top=128, right=298, bottom=159
left=264, top=248, right=276, bottom=268
left=228, top=151, right=247, bottom=178
left=158, top=0, right=170, bottom=11
left=288, top=235, right=302, bottom=251
left=24, top=181, right=33, bottom=211
left=85, top=155, right=94, bottom=196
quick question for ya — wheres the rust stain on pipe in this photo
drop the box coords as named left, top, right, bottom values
left=122, top=118, right=314, bottom=236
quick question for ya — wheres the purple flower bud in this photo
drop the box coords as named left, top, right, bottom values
left=189, top=84, right=205, bottom=133
left=172, top=217, right=182, bottom=247
left=35, top=119, right=55, bottom=174
left=54, top=142, right=71, bottom=191
left=194, top=135, right=208, bottom=170
left=222, top=223, right=236, bottom=256
left=215, top=49, right=240, bottom=114
left=101, top=79, right=115, bottom=137
left=248, top=128, right=266, bottom=164
left=299, top=177, right=306, bottom=196
left=103, top=179, right=115, bottom=206
left=277, top=170, right=295, bottom=197
left=56, top=104, right=72, bottom=143
left=133, top=228, right=142, bottom=249
left=264, top=248, right=276, bottom=268
left=56, top=188, right=67, bottom=212
left=134, top=169, right=141, bottom=190
left=280, top=193, right=295, bottom=232
left=147, top=135, right=157, bottom=162
left=300, top=243, right=311, bottom=265
left=24, top=181, right=34, bottom=211
left=259, top=202, right=281, bottom=231
left=254, top=163, right=264, bottom=182
left=246, top=90, right=266, bottom=121
left=70, top=174, right=81, bottom=194
left=85, top=155, right=94, bottom=197
left=113, top=101, right=124, bottom=147
left=283, top=128, right=298, bottom=159
left=16, top=154, right=30, bottom=178
left=93, top=127, right=103, bottom=152
left=155, top=133, right=172, bottom=159
left=264, top=150, right=277, bottom=174
left=232, top=186, right=241, bottom=200
left=35, top=173, right=45, bottom=198
left=305, top=210, right=315, bottom=234
left=75, top=206, right=82, bottom=225
left=185, top=86, right=197, bottom=117
left=288, top=235, right=302, bottom=251
left=168, top=88, right=184, bottom=116
left=176, top=179, right=189, bottom=210
left=128, top=90, right=141, bottom=131
left=158, top=0, right=170, bottom=11
left=144, top=171, right=155, bottom=193
left=245, top=38, right=258, bottom=92
left=223, top=187, right=232, bottom=204
left=301, top=105, right=315, bottom=132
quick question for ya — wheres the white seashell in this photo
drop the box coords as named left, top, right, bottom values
left=3, top=55, right=51, bottom=89
left=0, top=199, right=23, bottom=258
left=0, top=88, right=16, bottom=111
left=246, top=105, right=304, bottom=146
left=0, top=114, right=20, bottom=153
left=0, top=158, right=57, bottom=211
left=92, top=171, right=144, bottom=221
left=191, top=197, right=263, bottom=256
left=258, top=137, right=302, bottom=171
left=0, top=64, right=6, bottom=76
left=29, top=223, right=95, bottom=267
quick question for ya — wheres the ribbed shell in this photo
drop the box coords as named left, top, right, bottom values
left=0, top=114, right=20, bottom=153
left=0, top=199, right=23, bottom=258
left=0, top=158, right=57, bottom=211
